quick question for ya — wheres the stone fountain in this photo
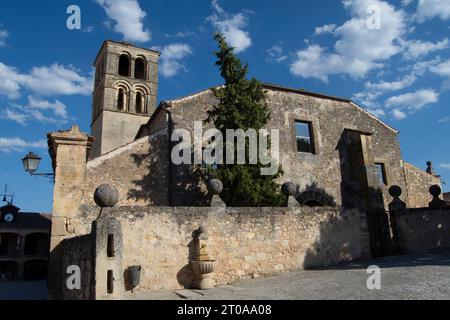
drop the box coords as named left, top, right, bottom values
left=190, top=227, right=216, bottom=290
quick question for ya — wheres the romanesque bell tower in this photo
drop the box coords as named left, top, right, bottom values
left=90, top=40, right=160, bottom=158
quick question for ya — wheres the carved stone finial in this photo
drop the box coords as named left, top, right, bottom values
left=429, top=185, right=446, bottom=209
left=207, top=179, right=223, bottom=195
left=426, top=161, right=435, bottom=175
left=281, top=182, right=301, bottom=208
left=388, top=185, right=406, bottom=212
left=94, top=184, right=119, bottom=208
left=207, top=179, right=226, bottom=207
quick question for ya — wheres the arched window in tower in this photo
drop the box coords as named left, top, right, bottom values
left=135, top=92, right=145, bottom=114
left=117, top=89, right=125, bottom=111
left=118, top=54, right=130, bottom=77
left=134, top=58, right=146, bottom=80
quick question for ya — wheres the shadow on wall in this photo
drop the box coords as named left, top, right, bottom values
left=49, top=234, right=93, bottom=300
left=176, top=236, right=197, bottom=289
left=126, top=134, right=170, bottom=206
left=302, top=208, right=369, bottom=269
left=296, top=182, right=336, bottom=207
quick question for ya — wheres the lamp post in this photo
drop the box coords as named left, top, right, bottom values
left=21, top=152, right=54, bottom=180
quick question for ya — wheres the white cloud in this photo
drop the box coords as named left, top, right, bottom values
left=392, top=108, right=407, bottom=120
left=0, top=27, right=8, bottom=47
left=438, top=116, right=450, bottom=123
left=315, top=24, right=337, bottom=35
left=403, top=38, right=449, bottom=60
left=0, top=137, right=47, bottom=154
left=402, top=0, right=414, bottom=6
left=368, top=108, right=386, bottom=118
left=365, top=74, right=417, bottom=92
left=290, top=0, right=406, bottom=82
left=430, top=59, right=450, bottom=77
left=1, top=96, right=70, bottom=126
left=417, top=0, right=450, bottom=21
left=158, top=44, right=193, bottom=78
left=440, top=163, right=450, bottom=169
left=386, top=89, right=439, bottom=112
left=0, top=63, right=92, bottom=99
left=266, top=45, right=287, bottom=63
left=208, top=0, right=252, bottom=53
left=95, top=0, right=151, bottom=42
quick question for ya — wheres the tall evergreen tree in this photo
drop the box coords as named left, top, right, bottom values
left=206, top=33, right=284, bottom=207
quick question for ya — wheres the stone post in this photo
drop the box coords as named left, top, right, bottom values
left=429, top=185, right=447, bottom=209
left=47, top=125, right=94, bottom=249
left=282, top=182, right=300, bottom=207
left=47, top=125, right=93, bottom=297
left=388, top=185, right=406, bottom=254
left=207, top=179, right=226, bottom=207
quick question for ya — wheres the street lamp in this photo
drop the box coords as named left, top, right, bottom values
left=22, top=152, right=54, bottom=180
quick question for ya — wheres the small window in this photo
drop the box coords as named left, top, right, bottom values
left=295, top=121, right=315, bottom=154
left=117, top=89, right=125, bottom=111
left=136, top=92, right=145, bottom=114
left=375, top=163, right=388, bottom=186
left=134, top=58, right=146, bottom=80
left=118, top=54, right=130, bottom=77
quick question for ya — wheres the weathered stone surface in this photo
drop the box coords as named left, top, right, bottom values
left=67, top=205, right=370, bottom=292
left=207, top=179, right=223, bottom=195
left=282, top=182, right=296, bottom=196
left=403, top=162, right=441, bottom=208
left=94, top=184, right=119, bottom=208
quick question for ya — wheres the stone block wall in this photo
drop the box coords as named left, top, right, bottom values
left=162, top=88, right=409, bottom=207
left=394, top=207, right=450, bottom=254
left=68, top=206, right=370, bottom=292
left=83, top=129, right=171, bottom=207
left=403, top=162, right=441, bottom=208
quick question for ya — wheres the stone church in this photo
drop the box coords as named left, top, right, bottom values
left=70, top=40, right=439, bottom=210
left=45, top=40, right=444, bottom=298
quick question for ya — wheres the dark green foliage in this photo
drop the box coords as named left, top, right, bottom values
left=206, top=33, right=285, bottom=207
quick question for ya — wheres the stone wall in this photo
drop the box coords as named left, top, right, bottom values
left=82, top=129, right=170, bottom=207
left=68, top=206, right=370, bottom=292
left=394, top=207, right=450, bottom=254
left=162, top=87, right=408, bottom=207
left=403, top=162, right=441, bottom=208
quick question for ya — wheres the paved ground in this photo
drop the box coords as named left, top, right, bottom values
left=1, top=250, right=449, bottom=300
left=0, top=281, right=48, bottom=300
left=128, top=250, right=450, bottom=300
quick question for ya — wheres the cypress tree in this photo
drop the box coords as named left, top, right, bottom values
left=206, top=33, right=285, bottom=207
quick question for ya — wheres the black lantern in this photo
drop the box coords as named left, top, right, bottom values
left=21, top=152, right=54, bottom=180
left=22, top=152, right=42, bottom=175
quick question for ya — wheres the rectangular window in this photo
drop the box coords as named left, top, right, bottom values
left=375, top=163, right=388, bottom=186
left=295, top=121, right=315, bottom=154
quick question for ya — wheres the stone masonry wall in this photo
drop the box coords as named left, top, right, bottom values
left=71, top=206, right=370, bottom=291
left=394, top=207, right=450, bottom=254
left=165, top=88, right=408, bottom=207
left=82, top=129, right=170, bottom=207
left=403, top=162, right=441, bottom=208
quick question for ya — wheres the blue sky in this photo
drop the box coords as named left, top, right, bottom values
left=0, top=0, right=449, bottom=212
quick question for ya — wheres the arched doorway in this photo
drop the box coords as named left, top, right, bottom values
left=24, top=259, right=48, bottom=281
left=118, top=54, right=130, bottom=77
left=0, top=233, right=19, bottom=256
left=24, top=233, right=49, bottom=257
left=0, top=261, right=18, bottom=280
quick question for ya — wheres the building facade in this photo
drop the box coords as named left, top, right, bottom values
left=0, top=204, right=51, bottom=281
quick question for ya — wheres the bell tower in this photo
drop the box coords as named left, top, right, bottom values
left=90, top=40, right=160, bottom=158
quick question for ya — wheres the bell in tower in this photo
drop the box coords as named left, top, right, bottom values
left=90, top=40, right=160, bottom=158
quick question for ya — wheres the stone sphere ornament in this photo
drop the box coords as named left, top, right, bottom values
left=281, top=182, right=297, bottom=197
left=389, top=185, right=402, bottom=198
left=94, top=184, right=119, bottom=208
left=207, top=179, right=223, bottom=195
left=429, top=185, right=442, bottom=197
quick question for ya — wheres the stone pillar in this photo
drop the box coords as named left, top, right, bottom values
left=429, top=185, right=447, bottom=209
left=92, top=215, right=124, bottom=300
left=47, top=125, right=94, bottom=249
left=47, top=125, right=93, bottom=297
left=388, top=185, right=406, bottom=254
left=207, top=179, right=226, bottom=207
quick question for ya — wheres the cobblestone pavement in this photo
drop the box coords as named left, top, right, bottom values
left=1, top=251, right=449, bottom=300
left=128, top=250, right=450, bottom=300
